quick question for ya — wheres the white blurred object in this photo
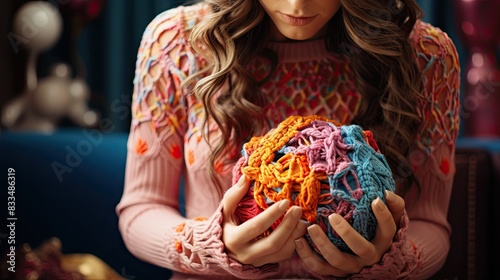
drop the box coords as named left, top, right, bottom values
left=2, top=63, right=100, bottom=133
left=1, top=2, right=99, bottom=133
left=33, top=74, right=72, bottom=119
left=13, top=1, right=63, bottom=91
left=68, top=78, right=99, bottom=127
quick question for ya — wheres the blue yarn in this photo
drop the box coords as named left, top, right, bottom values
left=304, top=124, right=395, bottom=253
left=333, top=125, right=395, bottom=251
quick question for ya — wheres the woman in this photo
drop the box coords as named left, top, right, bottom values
left=116, top=0, right=460, bottom=278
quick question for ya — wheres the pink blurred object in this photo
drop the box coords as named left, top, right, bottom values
left=456, top=0, right=500, bottom=137
left=60, top=0, right=105, bottom=79
left=61, top=0, right=104, bottom=22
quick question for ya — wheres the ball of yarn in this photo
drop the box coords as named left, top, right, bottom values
left=232, top=115, right=395, bottom=254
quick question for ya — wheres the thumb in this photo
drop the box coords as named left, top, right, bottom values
left=223, top=174, right=251, bottom=215
left=385, top=191, right=406, bottom=225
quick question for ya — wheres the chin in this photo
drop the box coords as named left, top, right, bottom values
left=282, top=32, right=317, bottom=41
left=276, top=26, right=323, bottom=41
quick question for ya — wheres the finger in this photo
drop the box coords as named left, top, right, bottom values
left=234, top=199, right=291, bottom=242
left=243, top=215, right=308, bottom=267
left=372, top=198, right=397, bottom=255
left=307, top=224, right=361, bottom=273
left=251, top=246, right=296, bottom=267
left=251, top=229, right=298, bottom=267
left=251, top=206, right=302, bottom=254
left=291, top=220, right=308, bottom=240
left=385, top=191, right=405, bottom=225
left=269, top=206, right=303, bottom=238
left=262, top=217, right=307, bottom=261
left=226, top=204, right=300, bottom=266
left=222, top=175, right=250, bottom=216
left=328, top=214, right=379, bottom=268
left=294, top=237, right=349, bottom=277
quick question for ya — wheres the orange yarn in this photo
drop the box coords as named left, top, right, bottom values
left=241, top=116, right=341, bottom=223
left=175, top=222, right=185, bottom=232
left=174, top=240, right=182, bottom=253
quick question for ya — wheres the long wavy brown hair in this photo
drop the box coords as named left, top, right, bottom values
left=186, top=0, right=424, bottom=197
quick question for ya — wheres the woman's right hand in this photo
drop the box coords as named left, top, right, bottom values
left=221, top=175, right=307, bottom=267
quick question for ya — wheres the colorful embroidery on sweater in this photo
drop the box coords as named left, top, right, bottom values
left=135, top=138, right=148, bottom=155
left=130, top=5, right=459, bottom=166
left=413, top=22, right=460, bottom=156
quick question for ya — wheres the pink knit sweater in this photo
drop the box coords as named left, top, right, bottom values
left=116, top=3, right=460, bottom=279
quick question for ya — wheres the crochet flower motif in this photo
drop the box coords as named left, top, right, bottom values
left=440, top=158, right=450, bottom=175
left=169, top=144, right=182, bottom=159
left=135, top=138, right=148, bottom=155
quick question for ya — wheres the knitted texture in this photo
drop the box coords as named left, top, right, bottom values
left=233, top=115, right=396, bottom=253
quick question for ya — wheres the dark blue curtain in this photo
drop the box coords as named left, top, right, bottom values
left=66, top=0, right=464, bottom=132
left=76, top=0, right=186, bottom=131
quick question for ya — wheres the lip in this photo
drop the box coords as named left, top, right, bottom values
left=278, top=13, right=317, bottom=26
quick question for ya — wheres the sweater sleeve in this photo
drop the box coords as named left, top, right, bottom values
left=403, top=21, right=460, bottom=279
left=341, top=22, right=461, bottom=280
left=115, top=5, right=276, bottom=278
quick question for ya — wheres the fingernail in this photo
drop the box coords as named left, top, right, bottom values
left=375, top=197, right=385, bottom=211
left=385, top=190, right=395, bottom=203
left=297, top=220, right=308, bottom=231
left=329, top=214, right=342, bottom=226
left=295, top=239, right=304, bottom=250
left=308, top=225, right=319, bottom=237
left=292, top=207, right=302, bottom=219
left=279, top=199, right=290, bottom=211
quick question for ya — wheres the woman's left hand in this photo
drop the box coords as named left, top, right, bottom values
left=294, top=191, right=406, bottom=277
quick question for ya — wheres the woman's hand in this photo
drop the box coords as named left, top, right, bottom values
left=221, top=175, right=307, bottom=267
left=294, top=191, right=406, bottom=277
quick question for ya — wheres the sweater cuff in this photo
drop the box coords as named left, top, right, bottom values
left=353, top=211, right=422, bottom=279
left=308, top=211, right=421, bottom=280
left=169, top=203, right=280, bottom=278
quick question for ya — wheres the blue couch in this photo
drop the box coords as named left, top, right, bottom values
left=1, top=129, right=498, bottom=279
left=0, top=129, right=171, bottom=279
